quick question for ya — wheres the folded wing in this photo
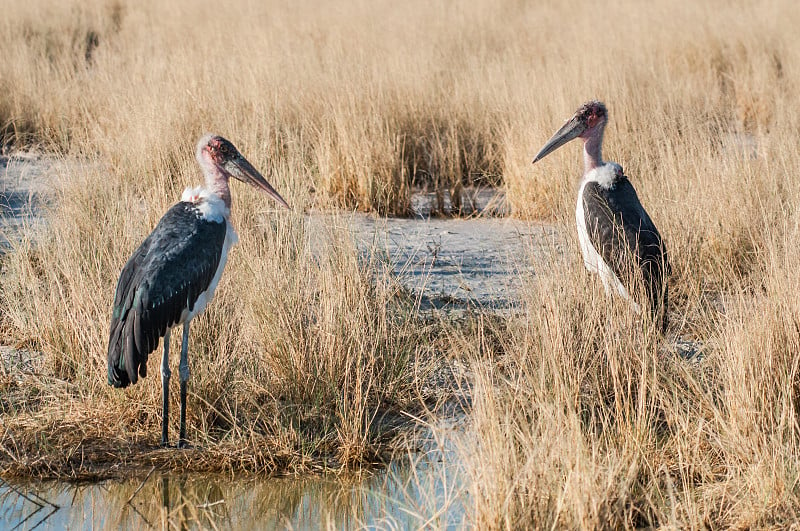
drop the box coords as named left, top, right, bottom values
left=107, top=202, right=227, bottom=387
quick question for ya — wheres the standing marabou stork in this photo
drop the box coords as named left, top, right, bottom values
left=532, top=101, right=669, bottom=331
left=107, top=134, right=290, bottom=447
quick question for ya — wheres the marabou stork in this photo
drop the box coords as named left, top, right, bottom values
left=533, top=101, right=669, bottom=331
left=107, top=134, right=290, bottom=447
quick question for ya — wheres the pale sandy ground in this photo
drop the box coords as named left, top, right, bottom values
left=0, top=153, right=52, bottom=248
left=316, top=209, right=563, bottom=311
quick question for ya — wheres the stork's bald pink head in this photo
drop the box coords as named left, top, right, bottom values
left=196, top=133, right=290, bottom=209
left=196, top=134, right=247, bottom=176
left=573, top=100, right=607, bottom=137
left=198, top=134, right=237, bottom=165
left=532, top=100, right=608, bottom=171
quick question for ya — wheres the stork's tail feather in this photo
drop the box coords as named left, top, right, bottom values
left=108, top=363, right=130, bottom=388
left=108, top=317, right=145, bottom=388
left=108, top=320, right=130, bottom=387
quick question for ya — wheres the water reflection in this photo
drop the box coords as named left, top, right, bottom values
left=0, top=432, right=467, bottom=530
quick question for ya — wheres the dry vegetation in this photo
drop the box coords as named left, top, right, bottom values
left=2, top=0, right=800, bottom=527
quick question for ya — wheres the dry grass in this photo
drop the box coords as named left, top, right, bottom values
left=450, top=221, right=800, bottom=528
left=0, top=0, right=511, bottom=215
left=2, top=0, right=800, bottom=527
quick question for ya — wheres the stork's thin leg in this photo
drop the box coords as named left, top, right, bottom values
left=160, top=330, right=172, bottom=447
left=178, top=321, right=191, bottom=449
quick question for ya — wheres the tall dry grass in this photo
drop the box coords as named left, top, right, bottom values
left=450, top=215, right=800, bottom=527
left=2, top=0, right=800, bottom=526
left=0, top=0, right=513, bottom=215
left=1, top=1, right=797, bottom=218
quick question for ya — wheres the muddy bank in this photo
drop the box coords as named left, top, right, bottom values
left=0, top=419, right=468, bottom=529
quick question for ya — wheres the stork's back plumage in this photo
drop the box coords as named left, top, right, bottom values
left=579, top=165, right=670, bottom=331
left=108, top=201, right=227, bottom=387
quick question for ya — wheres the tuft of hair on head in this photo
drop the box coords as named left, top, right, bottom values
left=573, top=100, right=608, bottom=130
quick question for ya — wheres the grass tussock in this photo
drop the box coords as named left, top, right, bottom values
left=2, top=0, right=800, bottom=527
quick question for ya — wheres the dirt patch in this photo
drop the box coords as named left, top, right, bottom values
left=345, top=213, right=562, bottom=310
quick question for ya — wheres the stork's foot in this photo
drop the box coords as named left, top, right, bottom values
left=160, top=439, right=171, bottom=449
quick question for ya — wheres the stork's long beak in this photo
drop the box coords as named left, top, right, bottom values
left=226, top=156, right=291, bottom=209
left=532, top=115, right=587, bottom=163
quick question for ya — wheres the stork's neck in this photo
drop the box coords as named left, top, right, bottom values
left=204, top=168, right=232, bottom=208
left=582, top=125, right=605, bottom=173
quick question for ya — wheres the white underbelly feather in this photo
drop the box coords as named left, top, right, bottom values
left=576, top=180, right=600, bottom=274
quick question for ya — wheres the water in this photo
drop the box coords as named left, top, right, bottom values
left=1, top=421, right=468, bottom=530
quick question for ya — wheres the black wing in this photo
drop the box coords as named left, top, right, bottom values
left=107, top=202, right=227, bottom=388
left=582, top=178, right=670, bottom=330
